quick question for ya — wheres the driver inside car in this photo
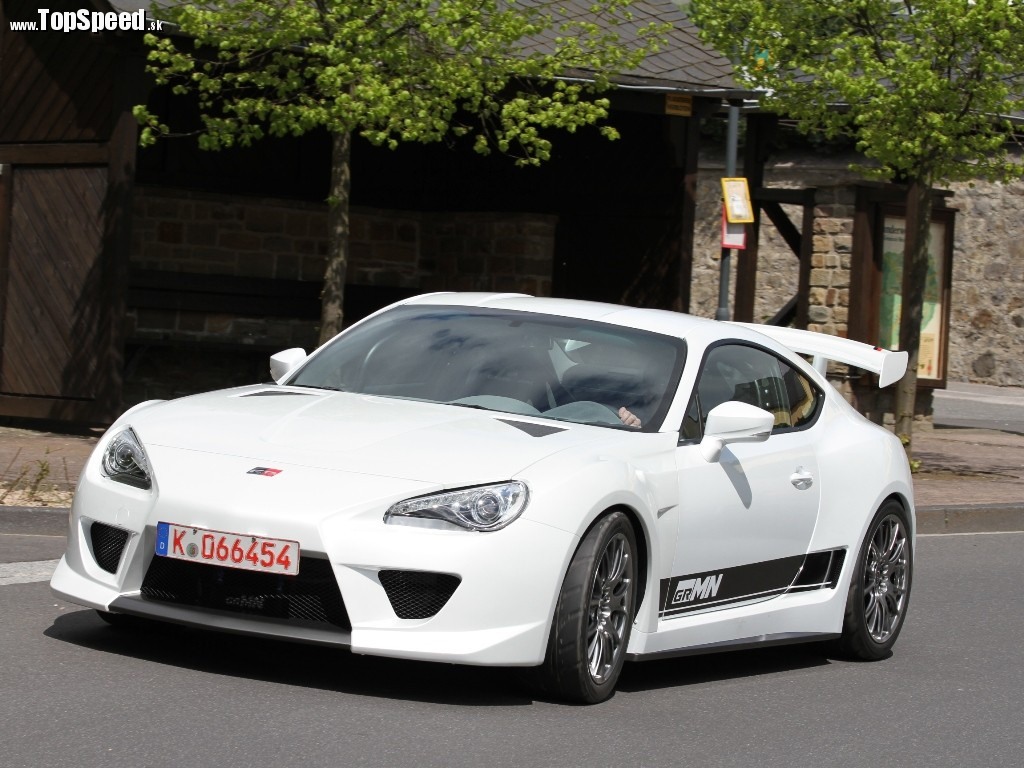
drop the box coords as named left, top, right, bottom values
left=618, top=407, right=642, bottom=428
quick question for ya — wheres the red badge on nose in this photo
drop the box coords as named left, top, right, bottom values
left=247, top=467, right=282, bottom=477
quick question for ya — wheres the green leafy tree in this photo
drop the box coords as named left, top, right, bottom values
left=135, top=0, right=666, bottom=342
left=690, top=0, right=1024, bottom=456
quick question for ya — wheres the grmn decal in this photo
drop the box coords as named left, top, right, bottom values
left=659, top=550, right=846, bottom=619
left=672, top=574, right=723, bottom=604
left=247, top=467, right=283, bottom=477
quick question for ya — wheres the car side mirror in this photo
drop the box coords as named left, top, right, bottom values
left=269, top=348, right=307, bottom=383
left=699, top=401, right=774, bottom=462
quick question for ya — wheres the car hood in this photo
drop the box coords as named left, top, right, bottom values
left=127, top=385, right=631, bottom=487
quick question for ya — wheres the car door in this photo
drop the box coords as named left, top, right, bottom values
left=663, top=342, right=825, bottom=621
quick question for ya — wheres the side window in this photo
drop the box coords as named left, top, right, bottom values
left=683, top=343, right=822, bottom=438
left=779, top=358, right=822, bottom=429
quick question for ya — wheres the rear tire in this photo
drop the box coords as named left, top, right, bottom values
left=538, top=511, right=637, bottom=704
left=838, top=500, right=913, bottom=660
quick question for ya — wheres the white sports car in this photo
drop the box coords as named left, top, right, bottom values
left=51, top=293, right=914, bottom=703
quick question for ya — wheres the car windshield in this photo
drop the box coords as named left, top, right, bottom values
left=288, top=305, right=686, bottom=431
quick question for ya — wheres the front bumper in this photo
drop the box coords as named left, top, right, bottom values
left=51, top=474, right=578, bottom=667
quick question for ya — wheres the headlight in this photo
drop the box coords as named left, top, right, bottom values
left=101, top=427, right=153, bottom=490
left=384, top=481, right=529, bottom=532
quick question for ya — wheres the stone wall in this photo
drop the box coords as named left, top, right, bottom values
left=689, top=151, right=1024, bottom=389
left=945, top=177, right=1024, bottom=385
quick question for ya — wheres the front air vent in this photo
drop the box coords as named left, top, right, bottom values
left=378, top=570, right=461, bottom=619
left=89, top=521, right=131, bottom=574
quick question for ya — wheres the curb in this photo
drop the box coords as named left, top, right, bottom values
left=0, top=506, right=69, bottom=515
left=915, top=503, right=1024, bottom=535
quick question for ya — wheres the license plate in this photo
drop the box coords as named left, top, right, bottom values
left=155, top=522, right=299, bottom=576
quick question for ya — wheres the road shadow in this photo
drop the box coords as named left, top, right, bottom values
left=46, top=608, right=534, bottom=707
left=616, top=642, right=835, bottom=694
left=46, top=608, right=846, bottom=705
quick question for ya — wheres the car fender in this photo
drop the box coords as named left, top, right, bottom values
left=809, top=408, right=915, bottom=557
left=107, top=399, right=167, bottom=432
left=517, top=432, right=679, bottom=633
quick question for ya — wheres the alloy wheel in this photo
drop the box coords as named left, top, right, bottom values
left=586, top=532, right=633, bottom=683
left=862, top=513, right=910, bottom=643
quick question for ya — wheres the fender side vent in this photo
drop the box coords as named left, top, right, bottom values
left=792, top=548, right=847, bottom=590
left=824, top=549, right=847, bottom=588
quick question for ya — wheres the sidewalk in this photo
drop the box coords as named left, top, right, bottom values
left=909, top=426, right=1024, bottom=532
left=0, top=425, right=99, bottom=507
left=1, top=415, right=1022, bottom=534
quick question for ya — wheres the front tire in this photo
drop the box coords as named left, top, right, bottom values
left=838, top=500, right=913, bottom=660
left=539, top=511, right=637, bottom=704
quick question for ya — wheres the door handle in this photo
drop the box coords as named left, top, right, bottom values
left=790, top=468, right=814, bottom=491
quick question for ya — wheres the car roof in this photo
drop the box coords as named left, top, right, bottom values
left=401, top=292, right=740, bottom=344
left=393, top=293, right=900, bottom=397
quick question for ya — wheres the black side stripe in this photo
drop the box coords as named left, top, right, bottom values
left=659, top=548, right=847, bottom=619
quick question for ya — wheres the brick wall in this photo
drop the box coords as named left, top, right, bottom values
left=419, top=212, right=555, bottom=297
left=123, top=186, right=555, bottom=403
left=128, top=186, right=555, bottom=343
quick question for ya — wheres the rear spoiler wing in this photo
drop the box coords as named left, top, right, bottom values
left=731, top=323, right=909, bottom=388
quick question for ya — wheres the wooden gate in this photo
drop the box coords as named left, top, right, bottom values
left=0, top=164, right=120, bottom=421
left=0, top=0, right=140, bottom=424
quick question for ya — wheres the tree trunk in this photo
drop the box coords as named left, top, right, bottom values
left=318, top=130, right=352, bottom=345
left=893, top=177, right=933, bottom=459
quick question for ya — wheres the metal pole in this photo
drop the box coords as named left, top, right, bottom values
left=715, top=104, right=740, bottom=321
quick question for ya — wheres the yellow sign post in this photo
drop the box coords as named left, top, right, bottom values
left=721, top=178, right=754, bottom=223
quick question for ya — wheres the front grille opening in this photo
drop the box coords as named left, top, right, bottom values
left=89, top=521, right=131, bottom=574
left=140, top=555, right=350, bottom=630
left=378, top=570, right=461, bottom=620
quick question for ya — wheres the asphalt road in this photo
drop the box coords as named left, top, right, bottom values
left=1, top=520, right=1021, bottom=768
